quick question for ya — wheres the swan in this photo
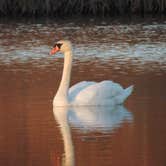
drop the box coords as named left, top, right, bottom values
left=50, top=40, right=133, bottom=106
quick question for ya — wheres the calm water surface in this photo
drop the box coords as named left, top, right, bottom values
left=0, top=18, right=166, bottom=166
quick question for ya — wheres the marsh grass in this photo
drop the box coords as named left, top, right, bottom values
left=0, top=0, right=165, bottom=17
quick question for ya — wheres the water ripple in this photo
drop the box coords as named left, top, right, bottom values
left=0, top=20, right=166, bottom=74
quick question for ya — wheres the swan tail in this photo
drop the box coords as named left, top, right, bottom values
left=114, top=85, right=134, bottom=104
left=124, top=85, right=134, bottom=99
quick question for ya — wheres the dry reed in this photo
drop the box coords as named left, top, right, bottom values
left=0, top=0, right=165, bottom=17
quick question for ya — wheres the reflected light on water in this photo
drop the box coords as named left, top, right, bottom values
left=0, top=20, right=166, bottom=73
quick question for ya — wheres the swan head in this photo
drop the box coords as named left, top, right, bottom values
left=50, top=40, right=72, bottom=55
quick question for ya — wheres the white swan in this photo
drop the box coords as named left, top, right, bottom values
left=50, top=40, right=133, bottom=106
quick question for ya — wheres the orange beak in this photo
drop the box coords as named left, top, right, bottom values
left=50, top=46, right=60, bottom=55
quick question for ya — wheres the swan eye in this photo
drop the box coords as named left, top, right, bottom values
left=54, top=43, right=63, bottom=49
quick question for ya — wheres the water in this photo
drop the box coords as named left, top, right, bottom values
left=0, top=18, right=166, bottom=166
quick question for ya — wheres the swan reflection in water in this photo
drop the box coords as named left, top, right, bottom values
left=53, top=105, right=133, bottom=166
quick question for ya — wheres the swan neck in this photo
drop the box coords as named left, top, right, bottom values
left=56, top=51, right=73, bottom=102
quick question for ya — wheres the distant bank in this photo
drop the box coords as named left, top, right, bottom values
left=0, top=0, right=165, bottom=17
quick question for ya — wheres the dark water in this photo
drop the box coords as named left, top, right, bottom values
left=0, top=18, right=166, bottom=166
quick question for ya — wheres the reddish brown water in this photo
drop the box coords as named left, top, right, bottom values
left=0, top=18, right=166, bottom=166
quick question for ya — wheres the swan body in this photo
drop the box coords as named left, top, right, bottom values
left=69, top=80, right=133, bottom=106
left=50, top=40, right=133, bottom=106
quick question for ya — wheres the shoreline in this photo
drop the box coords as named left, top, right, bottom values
left=0, top=14, right=166, bottom=24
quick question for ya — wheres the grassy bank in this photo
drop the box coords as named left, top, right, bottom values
left=0, top=0, right=166, bottom=17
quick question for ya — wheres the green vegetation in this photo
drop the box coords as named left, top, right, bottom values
left=0, top=0, right=165, bottom=17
